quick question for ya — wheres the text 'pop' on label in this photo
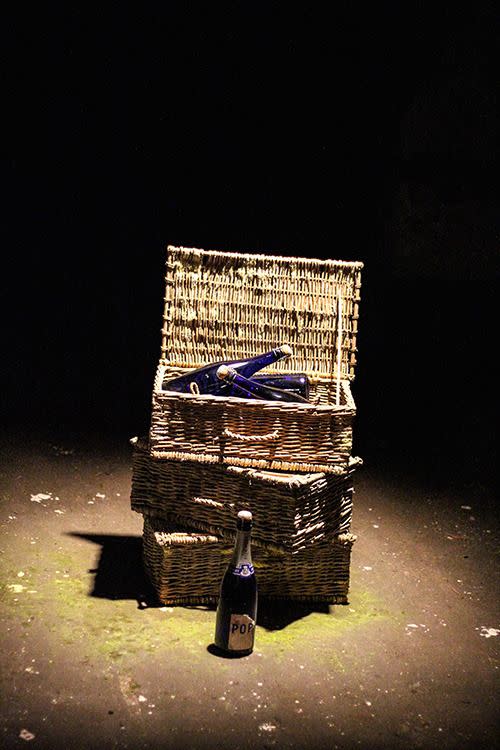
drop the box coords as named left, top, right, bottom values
left=228, top=613, right=255, bottom=650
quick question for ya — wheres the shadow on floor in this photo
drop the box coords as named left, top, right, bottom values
left=68, top=532, right=330, bottom=630
left=185, top=599, right=330, bottom=631
left=257, top=599, right=330, bottom=629
left=68, top=533, right=159, bottom=605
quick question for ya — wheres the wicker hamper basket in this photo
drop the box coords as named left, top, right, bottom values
left=150, top=246, right=363, bottom=474
left=131, top=437, right=360, bottom=553
left=143, top=515, right=356, bottom=606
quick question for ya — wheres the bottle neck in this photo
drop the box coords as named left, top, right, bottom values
left=236, top=346, right=288, bottom=378
left=231, top=528, right=253, bottom=568
left=228, top=372, right=259, bottom=398
left=249, top=347, right=282, bottom=370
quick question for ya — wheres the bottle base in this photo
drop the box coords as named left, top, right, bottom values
left=209, top=642, right=253, bottom=658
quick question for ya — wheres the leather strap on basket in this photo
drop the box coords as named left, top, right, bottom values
left=223, top=427, right=280, bottom=442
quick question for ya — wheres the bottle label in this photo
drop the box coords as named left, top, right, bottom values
left=228, top=613, right=255, bottom=651
left=233, top=563, right=254, bottom=577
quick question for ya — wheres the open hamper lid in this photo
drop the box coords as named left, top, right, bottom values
left=161, top=246, right=363, bottom=382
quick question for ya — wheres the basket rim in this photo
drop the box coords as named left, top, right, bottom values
left=132, top=435, right=362, bottom=487
left=167, top=244, right=364, bottom=270
left=145, top=515, right=357, bottom=549
left=154, top=363, right=356, bottom=410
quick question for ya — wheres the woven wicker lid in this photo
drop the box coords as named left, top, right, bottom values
left=161, top=245, right=363, bottom=381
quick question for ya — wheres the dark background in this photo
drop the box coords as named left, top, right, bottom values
left=3, top=5, right=498, bottom=493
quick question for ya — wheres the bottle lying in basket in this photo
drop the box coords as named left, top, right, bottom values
left=214, top=510, right=257, bottom=656
left=217, top=365, right=310, bottom=403
left=247, top=373, right=310, bottom=400
left=162, top=345, right=292, bottom=395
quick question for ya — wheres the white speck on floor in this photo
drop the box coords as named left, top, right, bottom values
left=259, top=722, right=277, bottom=732
left=19, top=729, right=35, bottom=741
left=479, top=627, right=500, bottom=638
left=8, top=584, right=26, bottom=593
left=30, top=493, right=52, bottom=503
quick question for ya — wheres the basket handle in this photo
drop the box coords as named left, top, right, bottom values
left=192, top=496, right=224, bottom=509
left=222, top=427, right=280, bottom=442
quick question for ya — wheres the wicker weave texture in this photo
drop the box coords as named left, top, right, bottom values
left=143, top=516, right=356, bottom=605
left=131, top=438, right=359, bottom=553
left=151, top=368, right=355, bottom=473
left=161, top=246, right=363, bottom=381
left=149, top=246, right=363, bottom=473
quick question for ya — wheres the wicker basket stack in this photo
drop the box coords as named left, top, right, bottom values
left=130, top=245, right=363, bottom=605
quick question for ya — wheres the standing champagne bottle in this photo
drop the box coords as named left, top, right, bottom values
left=214, top=510, right=257, bottom=656
left=217, top=365, right=310, bottom=403
left=162, top=345, right=292, bottom=395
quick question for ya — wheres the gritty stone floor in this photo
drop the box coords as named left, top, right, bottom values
left=0, top=430, right=498, bottom=749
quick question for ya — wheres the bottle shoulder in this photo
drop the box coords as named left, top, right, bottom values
left=221, top=567, right=257, bottom=592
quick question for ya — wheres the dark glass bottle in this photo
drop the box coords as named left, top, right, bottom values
left=162, top=345, right=292, bottom=395
left=217, top=366, right=310, bottom=403
left=231, top=373, right=310, bottom=400
left=214, top=510, right=257, bottom=656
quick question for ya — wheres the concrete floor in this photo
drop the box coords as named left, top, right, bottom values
left=0, top=431, right=498, bottom=749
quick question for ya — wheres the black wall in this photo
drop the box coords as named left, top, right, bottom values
left=3, top=5, right=498, bottom=489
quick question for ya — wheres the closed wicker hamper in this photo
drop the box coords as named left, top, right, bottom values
left=131, top=437, right=361, bottom=553
left=143, top=515, right=356, bottom=606
left=149, top=246, right=363, bottom=474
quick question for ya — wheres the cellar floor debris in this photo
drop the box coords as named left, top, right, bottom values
left=0, top=431, right=498, bottom=750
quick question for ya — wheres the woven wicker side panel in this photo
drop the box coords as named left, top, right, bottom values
left=150, top=389, right=354, bottom=474
left=142, top=518, right=228, bottom=606
left=143, top=517, right=355, bottom=605
left=162, top=246, right=363, bottom=381
left=257, top=535, right=354, bottom=601
left=131, top=440, right=355, bottom=552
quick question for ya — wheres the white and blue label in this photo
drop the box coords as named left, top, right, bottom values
left=233, top=563, right=254, bottom=577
